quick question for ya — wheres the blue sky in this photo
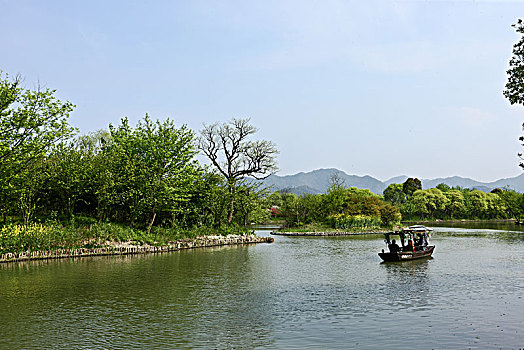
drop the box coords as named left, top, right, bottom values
left=2, top=0, right=524, bottom=182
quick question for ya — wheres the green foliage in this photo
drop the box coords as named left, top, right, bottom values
left=496, top=189, right=524, bottom=222
left=279, top=186, right=401, bottom=229
left=329, top=214, right=382, bottom=229
left=0, top=72, right=75, bottom=222
left=0, top=71, right=277, bottom=253
left=402, top=178, right=422, bottom=197
left=444, top=189, right=465, bottom=218
left=99, top=115, right=200, bottom=230
left=411, top=188, right=449, bottom=219
left=0, top=220, right=252, bottom=254
left=436, top=183, right=451, bottom=192
left=503, top=20, right=524, bottom=169
left=383, top=183, right=406, bottom=205
left=397, top=184, right=509, bottom=221
left=504, top=19, right=524, bottom=107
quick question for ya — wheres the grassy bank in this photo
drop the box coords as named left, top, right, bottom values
left=0, top=219, right=252, bottom=255
left=401, top=219, right=517, bottom=225
left=277, top=222, right=398, bottom=234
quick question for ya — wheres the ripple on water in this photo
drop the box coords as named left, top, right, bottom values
left=0, top=228, right=522, bottom=349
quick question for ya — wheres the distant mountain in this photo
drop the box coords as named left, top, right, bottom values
left=422, top=173, right=524, bottom=193
left=384, top=175, right=409, bottom=187
left=279, top=185, right=323, bottom=195
left=421, top=176, right=487, bottom=190
left=259, top=168, right=524, bottom=195
left=261, top=168, right=384, bottom=195
left=488, top=173, right=524, bottom=192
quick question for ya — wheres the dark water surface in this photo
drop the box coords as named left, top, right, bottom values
left=1, top=225, right=523, bottom=349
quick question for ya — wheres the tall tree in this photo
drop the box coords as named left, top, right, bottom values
left=102, top=116, right=199, bottom=231
left=199, top=118, right=278, bottom=223
left=496, top=189, right=524, bottom=222
left=329, top=171, right=346, bottom=189
left=383, top=183, right=406, bottom=205
left=0, top=72, right=75, bottom=221
left=444, top=189, right=465, bottom=219
left=503, top=19, right=524, bottom=169
left=402, top=178, right=422, bottom=197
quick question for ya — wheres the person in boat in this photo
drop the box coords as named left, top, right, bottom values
left=388, top=239, right=400, bottom=252
left=405, top=238, right=414, bottom=252
left=422, top=233, right=428, bottom=246
left=399, top=231, right=406, bottom=248
left=414, top=234, right=422, bottom=247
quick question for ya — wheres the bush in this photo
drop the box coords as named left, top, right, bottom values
left=328, top=214, right=382, bottom=229
left=0, top=221, right=252, bottom=254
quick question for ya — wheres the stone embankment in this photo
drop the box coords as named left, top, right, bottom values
left=271, top=231, right=391, bottom=236
left=0, top=234, right=274, bottom=263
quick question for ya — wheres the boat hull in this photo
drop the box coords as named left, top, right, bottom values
left=378, top=246, right=435, bottom=262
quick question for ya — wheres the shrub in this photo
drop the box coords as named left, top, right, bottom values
left=328, top=214, right=382, bottom=229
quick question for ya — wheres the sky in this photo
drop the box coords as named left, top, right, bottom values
left=2, top=0, right=524, bottom=182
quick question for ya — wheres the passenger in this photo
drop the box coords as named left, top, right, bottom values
left=406, top=239, right=414, bottom=252
left=388, top=239, right=400, bottom=252
left=414, top=234, right=422, bottom=247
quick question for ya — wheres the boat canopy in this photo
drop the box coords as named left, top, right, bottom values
left=384, top=225, right=432, bottom=247
left=403, top=225, right=433, bottom=233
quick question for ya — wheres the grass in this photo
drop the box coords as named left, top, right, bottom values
left=277, top=222, right=391, bottom=233
left=0, top=219, right=252, bottom=254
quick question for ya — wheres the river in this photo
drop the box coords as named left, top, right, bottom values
left=0, top=224, right=522, bottom=349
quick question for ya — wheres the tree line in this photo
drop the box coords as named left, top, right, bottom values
left=268, top=176, right=524, bottom=230
left=0, top=71, right=277, bottom=233
left=270, top=183, right=401, bottom=230
left=3, top=67, right=524, bottom=237
left=383, top=179, right=524, bottom=221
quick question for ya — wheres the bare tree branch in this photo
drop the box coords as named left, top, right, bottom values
left=198, top=118, right=278, bottom=222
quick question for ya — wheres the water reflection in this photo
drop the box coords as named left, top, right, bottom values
left=379, top=259, right=435, bottom=312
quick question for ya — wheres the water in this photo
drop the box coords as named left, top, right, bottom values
left=0, top=225, right=523, bottom=349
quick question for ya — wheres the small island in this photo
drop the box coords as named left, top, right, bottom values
left=269, top=184, right=402, bottom=236
left=266, top=176, right=524, bottom=237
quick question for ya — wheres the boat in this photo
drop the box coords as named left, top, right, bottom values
left=378, top=225, right=435, bottom=262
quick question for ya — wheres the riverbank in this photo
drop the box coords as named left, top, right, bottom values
left=271, top=230, right=391, bottom=236
left=0, top=234, right=274, bottom=263
left=402, top=219, right=518, bottom=224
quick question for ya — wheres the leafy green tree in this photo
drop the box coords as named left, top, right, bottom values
left=322, top=184, right=347, bottom=216
left=267, top=191, right=284, bottom=209
left=466, top=190, right=488, bottom=219
left=379, top=202, right=402, bottom=226
left=185, top=171, right=230, bottom=228
left=40, top=142, right=91, bottom=220
left=102, top=115, right=199, bottom=231
left=402, top=178, right=422, bottom=197
left=233, top=183, right=271, bottom=226
left=504, top=19, right=524, bottom=106
left=301, top=193, right=323, bottom=224
left=436, top=183, right=451, bottom=192
left=485, top=192, right=506, bottom=219
left=496, top=189, right=524, bottom=222
left=0, top=72, right=75, bottom=222
left=411, top=188, right=449, bottom=219
left=383, top=183, right=406, bottom=205
left=281, top=193, right=301, bottom=227
left=199, top=118, right=278, bottom=223
left=444, top=189, right=465, bottom=219
left=503, top=19, right=524, bottom=169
